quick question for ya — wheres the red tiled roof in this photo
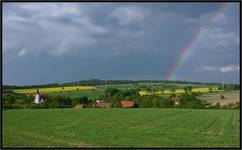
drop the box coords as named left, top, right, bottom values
left=121, top=100, right=134, bottom=108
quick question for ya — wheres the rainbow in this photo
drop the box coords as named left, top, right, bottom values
left=165, top=3, right=229, bottom=80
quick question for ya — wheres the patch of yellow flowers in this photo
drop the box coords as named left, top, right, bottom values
left=139, top=87, right=223, bottom=96
left=13, top=86, right=96, bottom=94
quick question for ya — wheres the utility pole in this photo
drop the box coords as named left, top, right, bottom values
left=222, top=80, right=224, bottom=91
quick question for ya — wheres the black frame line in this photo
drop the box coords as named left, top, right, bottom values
left=0, top=0, right=241, bottom=149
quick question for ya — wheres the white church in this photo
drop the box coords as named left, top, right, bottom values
left=34, top=89, right=41, bottom=104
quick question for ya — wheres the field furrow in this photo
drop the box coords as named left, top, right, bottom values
left=3, top=108, right=240, bottom=148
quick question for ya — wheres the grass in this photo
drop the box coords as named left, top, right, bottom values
left=3, top=108, right=240, bottom=148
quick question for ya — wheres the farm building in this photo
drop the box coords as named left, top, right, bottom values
left=170, top=95, right=181, bottom=105
left=120, top=101, right=135, bottom=108
left=95, top=102, right=112, bottom=108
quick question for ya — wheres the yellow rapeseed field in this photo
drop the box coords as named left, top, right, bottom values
left=139, top=87, right=223, bottom=96
left=13, top=86, right=96, bottom=94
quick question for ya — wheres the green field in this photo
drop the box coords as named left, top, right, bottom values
left=3, top=108, right=240, bottom=148
left=46, top=84, right=135, bottom=99
left=198, top=91, right=240, bottom=106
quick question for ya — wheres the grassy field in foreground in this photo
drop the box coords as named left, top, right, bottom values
left=3, top=109, right=240, bottom=148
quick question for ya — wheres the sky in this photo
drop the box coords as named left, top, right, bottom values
left=2, top=2, right=240, bottom=85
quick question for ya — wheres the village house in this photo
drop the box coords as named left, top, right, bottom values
left=95, top=100, right=112, bottom=108
left=120, top=100, right=135, bottom=108
left=170, top=95, right=181, bottom=106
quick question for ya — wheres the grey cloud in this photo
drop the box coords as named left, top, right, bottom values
left=220, top=65, right=240, bottom=73
left=201, top=65, right=240, bottom=73
left=3, top=3, right=240, bottom=85
left=3, top=3, right=108, bottom=57
left=110, top=6, right=150, bottom=26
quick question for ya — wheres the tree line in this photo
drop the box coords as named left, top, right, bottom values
left=4, top=79, right=239, bottom=91
left=3, top=87, right=240, bottom=110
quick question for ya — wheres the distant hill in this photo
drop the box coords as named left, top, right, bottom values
left=2, top=79, right=227, bottom=91
left=62, top=79, right=222, bottom=86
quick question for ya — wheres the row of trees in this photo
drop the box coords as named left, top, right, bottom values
left=2, top=92, right=91, bottom=109
left=55, top=79, right=212, bottom=86
left=102, top=88, right=239, bottom=109
left=3, top=87, right=240, bottom=110
left=102, top=88, right=210, bottom=109
left=101, top=88, right=140, bottom=107
left=4, top=79, right=239, bottom=91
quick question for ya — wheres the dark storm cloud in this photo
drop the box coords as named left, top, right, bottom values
left=2, top=3, right=240, bottom=85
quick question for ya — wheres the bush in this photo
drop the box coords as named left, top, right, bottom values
left=112, top=91, right=124, bottom=101
left=30, top=104, right=42, bottom=109
left=214, top=102, right=220, bottom=109
left=40, top=101, right=49, bottom=108
left=76, top=96, right=89, bottom=104
left=60, top=97, right=72, bottom=107
left=112, top=101, right=121, bottom=108
left=220, top=95, right=225, bottom=100
left=104, top=88, right=119, bottom=98
left=3, top=93, right=16, bottom=105
left=158, top=98, right=173, bottom=108
left=104, top=89, right=141, bottom=107
left=3, top=89, right=124, bottom=109
left=179, top=93, right=205, bottom=109
left=170, top=94, right=176, bottom=99
left=234, top=102, right=240, bottom=109
left=123, top=89, right=139, bottom=99
left=3, top=93, right=34, bottom=109
left=136, top=96, right=174, bottom=108
left=152, top=98, right=159, bottom=108
left=192, top=92, right=201, bottom=96
left=140, top=98, right=153, bottom=108
left=47, top=97, right=61, bottom=108
left=72, top=99, right=78, bottom=106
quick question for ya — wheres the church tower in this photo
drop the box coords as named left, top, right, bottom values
left=34, top=89, right=40, bottom=104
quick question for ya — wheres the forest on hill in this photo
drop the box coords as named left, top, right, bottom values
left=3, top=79, right=239, bottom=91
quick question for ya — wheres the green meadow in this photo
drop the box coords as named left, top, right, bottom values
left=3, top=108, right=240, bottom=148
